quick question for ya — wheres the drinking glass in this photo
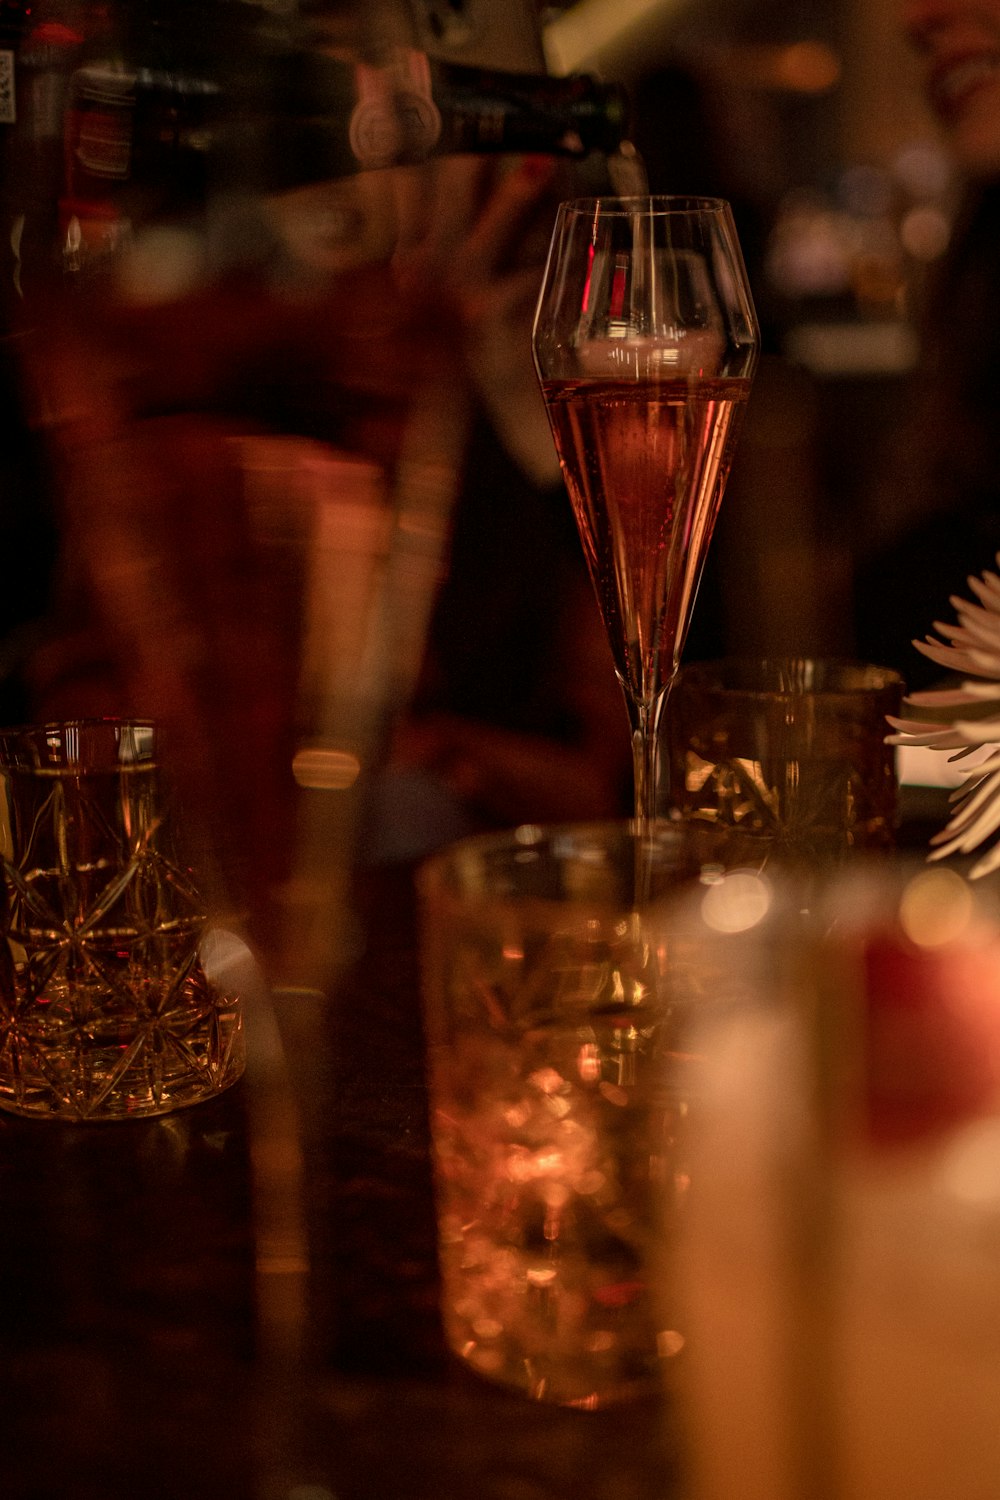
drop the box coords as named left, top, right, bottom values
left=532, top=196, right=759, bottom=837
left=418, top=820, right=713, bottom=1407
left=667, top=657, right=904, bottom=864
left=0, top=719, right=245, bottom=1120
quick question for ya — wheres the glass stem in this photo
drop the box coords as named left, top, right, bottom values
left=628, top=686, right=669, bottom=836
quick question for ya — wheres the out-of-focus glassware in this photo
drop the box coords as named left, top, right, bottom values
left=0, top=718, right=245, bottom=1120
left=532, top=196, right=759, bottom=839
left=418, top=819, right=722, bottom=1408
left=666, top=858, right=1000, bottom=1500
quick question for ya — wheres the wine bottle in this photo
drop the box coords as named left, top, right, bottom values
left=277, top=46, right=630, bottom=180
left=119, top=43, right=631, bottom=196
left=0, top=0, right=19, bottom=133
left=4, top=0, right=632, bottom=296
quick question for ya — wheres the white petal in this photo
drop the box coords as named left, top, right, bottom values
left=957, top=752, right=1000, bottom=777
left=969, top=841, right=1000, bottom=878
left=945, top=770, right=1000, bottom=826
left=932, top=782, right=1000, bottom=851
left=952, top=719, right=1000, bottom=746
left=914, top=639, right=984, bottom=675
left=904, top=688, right=994, bottom=709
left=885, top=723, right=980, bottom=749
left=967, top=570, right=1000, bottom=609
left=955, top=679, right=1000, bottom=703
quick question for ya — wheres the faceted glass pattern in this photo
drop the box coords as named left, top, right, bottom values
left=0, top=721, right=244, bottom=1121
left=667, top=658, right=903, bottom=863
left=419, top=822, right=700, bottom=1407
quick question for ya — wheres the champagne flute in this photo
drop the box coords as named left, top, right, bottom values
left=532, top=196, right=759, bottom=838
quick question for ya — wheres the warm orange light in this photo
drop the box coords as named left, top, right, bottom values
left=291, top=746, right=361, bottom=790
left=774, top=41, right=841, bottom=94
left=899, top=868, right=973, bottom=950
left=722, top=41, right=841, bottom=95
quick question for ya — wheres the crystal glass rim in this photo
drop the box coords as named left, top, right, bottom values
left=420, top=815, right=681, bottom=874
left=417, top=816, right=709, bottom=913
left=0, top=717, right=159, bottom=772
left=677, top=657, right=904, bottom=699
left=555, top=194, right=732, bottom=219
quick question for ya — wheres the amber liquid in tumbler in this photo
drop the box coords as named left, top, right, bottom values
left=541, top=376, right=751, bottom=705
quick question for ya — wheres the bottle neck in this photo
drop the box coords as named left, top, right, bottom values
left=255, top=45, right=628, bottom=180
left=333, top=48, right=629, bottom=171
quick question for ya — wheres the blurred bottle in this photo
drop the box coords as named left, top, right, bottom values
left=0, top=0, right=23, bottom=139
left=278, top=43, right=629, bottom=171
left=2, top=0, right=630, bottom=303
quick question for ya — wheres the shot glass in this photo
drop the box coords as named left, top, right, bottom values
left=417, top=820, right=710, bottom=1408
left=0, top=719, right=245, bottom=1121
left=666, top=657, right=903, bottom=863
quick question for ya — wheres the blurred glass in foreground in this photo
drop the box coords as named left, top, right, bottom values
left=667, top=858, right=1000, bottom=1500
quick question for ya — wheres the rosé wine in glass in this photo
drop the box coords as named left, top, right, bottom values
left=533, top=197, right=759, bottom=843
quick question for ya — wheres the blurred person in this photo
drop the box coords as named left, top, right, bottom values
left=854, top=0, right=1000, bottom=683
left=12, top=134, right=630, bottom=968
left=366, top=154, right=630, bottom=860
left=903, top=0, right=1000, bottom=177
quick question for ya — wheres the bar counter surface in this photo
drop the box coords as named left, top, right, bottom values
left=0, top=860, right=683, bottom=1500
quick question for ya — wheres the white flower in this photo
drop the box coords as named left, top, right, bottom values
left=887, top=554, right=1000, bottom=877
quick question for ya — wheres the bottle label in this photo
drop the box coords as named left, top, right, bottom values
left=349, top=53, right=442, bottom=169
left=66, top=66, right=136, bottom=182
left=0, top=49, right=14, bottom=125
